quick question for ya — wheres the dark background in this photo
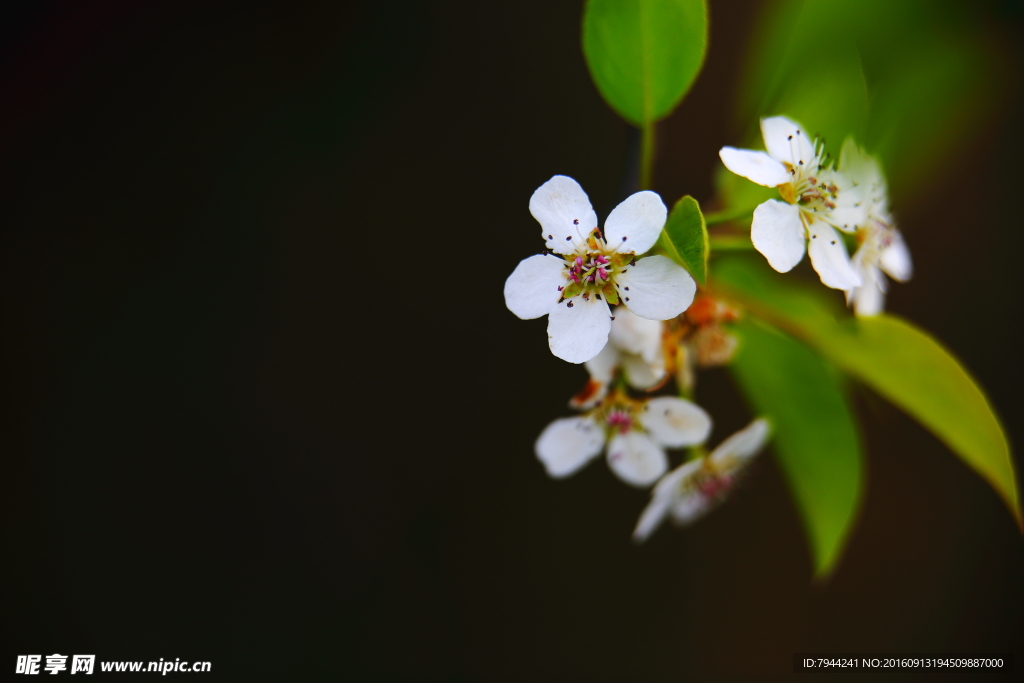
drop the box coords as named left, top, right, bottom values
left=2, top=1, right=1022, bottom=681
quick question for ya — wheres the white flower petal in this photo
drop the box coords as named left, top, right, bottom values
left=880, top=230, right=912, bottom=282
left=761, top=116, right=815, bottom=166
left=827, top=177, right=869, bottom=232
left=573, top=343, right=618, bottom=408
left=606, top=431, right=668, bottom=487
left=718, top=147, right=791, bottom=187
left=670, top=492, right=713, bottom=525
left=828, top=205, right=869, bottom=233
left=632, top=495, right=672, bottom=542
left=639, top=459, right=709, bottom=531
left=530, top=175, right=599, bottom=255
left=608, top=307, right=663, bottom=362
left=807, top=222, right=861, bottom=290
left=535, top=417, right=605, bottom=478
left=839, top=137, right=869, bottom=175
left=751, top=200, right=805, bottom=273
left=839, top=137, right=885, bottom=191
left=621, top=352, right=664, bottom=390
left=584, top=342, right=619, bottom=384
left=617, top=255, right=696, bottom=321
left=709, top=418, right=771, bottom=468
left=604, top=190, right=667, bottom=255
left=503, top=254, right=566, bottom=319
left=547, top=295, right=612, bottom=364
left=641, top=396, right=712, bottom=448
left=851, top=273, right=885, bottom=317
left=652, top=458, right=702, bottom=497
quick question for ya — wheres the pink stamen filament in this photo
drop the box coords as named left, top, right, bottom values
left=606, top=411, right=633, bottom=433
left=698, top=474, right=733, bottom=498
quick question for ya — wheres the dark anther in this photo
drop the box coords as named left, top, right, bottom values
left=566, top=301, right=574, bottom=308
left=573, top=219, right=579, bottom=225
left=548, top=234, right=553, bottom=239
left=831, top=240, right=836, bottom=245
left=625, top=297, right=630, bottom=301
left=621, top=236, right=627, bottom=241
left=788, top=135, right=793, bottom=140
left=565, top=236, right=572, bottom=241
left=812, top=234, right=817, bottom=239
left=624, top=286, right=630, bottom=291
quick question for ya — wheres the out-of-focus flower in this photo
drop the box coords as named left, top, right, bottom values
left=535, top=391, right=712, bottom=488
left=838, top=139, right=913, bottom=316
left=719, top=116, right=866, bottom=290
left=633, top=418, right=771, bottom=541
left=571, top=308, right=666, bottom=410
left=663, top=294, right=741, bottom=395
left=504, top=175, right=696, bottom=364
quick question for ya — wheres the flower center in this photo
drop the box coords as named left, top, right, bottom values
left=558, top=229, right=635, bottom=305
left=569, top=253, right=612, bottom=285
left=605, top=410, right=634, bottom=434
left=696, top=472, right=734, bottom=499
left=588, top=390, right=645, bottom=436
left=795, top=174, right=840, bottom=211
left=776, top=135, right=838, bottom=213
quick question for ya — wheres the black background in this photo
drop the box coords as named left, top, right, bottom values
left=2, top=1, right=1023, bottom=681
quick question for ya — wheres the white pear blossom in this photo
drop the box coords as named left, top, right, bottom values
left=719, top=116, right=868, bottom=290
left=535, top=391, right=711, bottom=488
left=633, top=418, right=771, bottom=541
left=838, top=139, right=913, bottom=316
left=505, top=175, right=697, bottom=364
left=570, top=308, right=666, bottom=410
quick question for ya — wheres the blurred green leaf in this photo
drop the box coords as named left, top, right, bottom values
left=827, top=316, right=1019, bottom=528
left=661, top=195, right=708, bottom=287
left=863, top=33, right=992, bottom=202
left=582, top=0, right=707, bottom=126
left=714, top=256, right=1021, bottom=529
left=731, top=318, right=864, bottom=578
left=727, top=0, right=999, bottom=204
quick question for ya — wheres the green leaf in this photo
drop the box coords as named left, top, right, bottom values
left=713, top=256, right=1021, bottom=529
left=730, top=319, right=864, bottom=578
left=582, top=0, right=707, bottom=126
left=822, top=317, right=1018, bottom=528
left=662, top=195, right=708, bottom=287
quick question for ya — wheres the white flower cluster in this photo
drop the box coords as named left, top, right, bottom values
left=504, top=176, right=771, bottom=540
left=719, top=116, right=911, bottom=315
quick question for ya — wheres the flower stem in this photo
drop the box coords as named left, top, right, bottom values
left=707, top=235, right=755, bottom=251
left=686, top=445, right=709, bottom=462
left=639, top=120, right=656, bottom=190
left=704, top=206, right=755, bottom=225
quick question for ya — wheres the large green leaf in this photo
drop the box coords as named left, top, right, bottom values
left=660, top=195, right=708, bottom=287
left=714, top=256, right=1021, bottom=529
left=581, top=0, right=707, bottom=126
left=731, top=319, right=864, bottom=578
left=728, top=0, right=998, bottom=204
